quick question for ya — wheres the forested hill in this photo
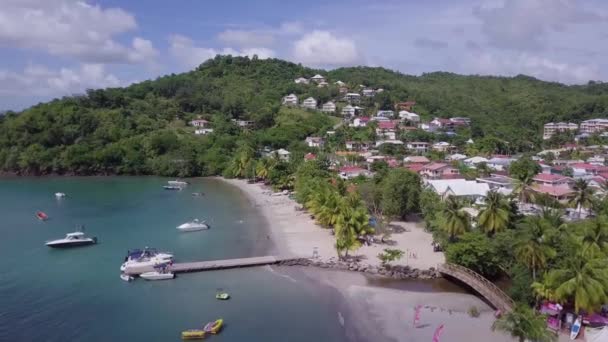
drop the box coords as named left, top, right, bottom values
left=1, top=55, right=608, bottom=176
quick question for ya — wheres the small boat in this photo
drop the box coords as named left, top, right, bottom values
left=192, top=192, right=204, bottom=197
left=55, top=192, right=66, bottom=198
left=168, top=180, right=189, bottom=186
left=36, top=211, right=49, bottom=221
left=45, top=230, right=97, bottom=248
left=176, top=219, right=209, bottom=232
left=203, top=319, right=223, bottom=334
left=120, top=273, right=134, bottom=282
left=571, top=317, right=581, bottom=340
left=140, top=265, right=174, bottom=280
left=181, top=329, right=205, bottom=340
left=163, top=185, right=182, bottom=190
left=215, top=292, right=230, bottom=300
left=120, top=248, right=174, bottom=272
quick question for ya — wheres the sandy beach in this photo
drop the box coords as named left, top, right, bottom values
left=222, top=178, right=519, bottom=342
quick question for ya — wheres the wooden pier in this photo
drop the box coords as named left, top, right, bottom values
left=124, top=255, right=293, bottom=275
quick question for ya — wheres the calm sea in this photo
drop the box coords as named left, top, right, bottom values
left=0, top=177, right=349, bottom=342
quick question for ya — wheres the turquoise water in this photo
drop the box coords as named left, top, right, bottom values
left=0, top=177, right=349, bottom=341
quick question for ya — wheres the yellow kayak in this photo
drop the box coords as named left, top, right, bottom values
left=203, top=318, right=223, bottom=334
left=181, top=329, right=205, bottom=340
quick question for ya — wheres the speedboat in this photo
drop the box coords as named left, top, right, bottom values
left=176, top=219, right=209, bottom=232
left=55, top=192, right=66, bottom=198
left=120, top=248, right=173, bottom=272
left=203, top=319, right=223, bottom=334
left=140, top=266, right=175, bottom=280
left=163, top=185, right=182, bottom=190
left=181, top=330, right=205, bottom=340
left=36, top=211, right=49, bottom=221
left=45, top=231, right=97, bottom=248
left=215, top=292, right=230, bottom=300
left=168, top=180, right=188, bottom=186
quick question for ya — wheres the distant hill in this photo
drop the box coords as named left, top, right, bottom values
left=1, top=55, right=607, bottom=176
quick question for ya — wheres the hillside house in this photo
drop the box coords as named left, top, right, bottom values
left=322, top=101, right=336, bottom=113
left=376, top=121, right=398, bottom=140
left=305, top=136, right=325, bottom=148
left=335, top=80, right=346, bottom=86
left=294, top=77, right=309, bottom=84
left=447, top=153, right=467, bottom=161
left=351, top=117, right=370, bottom=127
left=338, top=86, right=349, bottom=94
left=450, top=117, right=471, bottom=126
left=231, top=119, right=254, bottom=128
left=194, top=128, right=214, bottom=135
left=543, top=122, right=578, bottom=140
left=342, top=104, right=356, bottom=117
left=344, top=93, right=361, bottom=104
left=282, top=94, right=298, bottom=106
left=301, top=97, right=318, bottom=110
left=432, top=141, right=453, bottom=152
left=476, top=175, right=515, bottom=191
left=304, top=153, right=317, bottom=161
left=190, top=119, right=209, bottom=127
left=275, top=148, right=291, bottom=161
left=427, top=179, right=490, bottom=201
left=310, top=74, right=325, bottom=83
left=464, top=156, right=489, bottom=167
left=531, top=185, right=576, bottom=202
left=420, top=163, right=460, bottom=179
left=362, top=88, right=375, bottom=97
left=399, top=111, right=420, bottom=123
left=431, top=118, right=454, bottom=130
left=339, top=166, right=372, bottom=180
left=407, top=142, right=429, bottom=153
left=487, top=157, right=514, bottom=171
left=345, top=141, right=371, bottom=151
left=377, top=110, right=395, bottom=118
left=317, top=81, right=329, bottom=88
left=395, top=101, right=416, bottom=111
left=533, top=174, right=572, bottom=187
left=404, top=156, right=430, bottom=164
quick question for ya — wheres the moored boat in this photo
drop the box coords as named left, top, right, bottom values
left=203, top=319, right=223, bottom=334
left=181, top=329, right=205, bottom=340
left=163, top=185, right=182, bottom=190
left=140, top=267, right=175, bottom=280
left=120, top=273, right=134, bottom=282
left=168, top=180, right=189, bottom=186
left=120, top=248, right=173, bottom=272
left=176, top=219, right=209, bottom=232
left=45, top=231, right=97, bottom=248
left=215, top=292, right=230, bottom=300
left=55, top=192, right=66, bottom=198
left=36, top=211, right=49, bottom=221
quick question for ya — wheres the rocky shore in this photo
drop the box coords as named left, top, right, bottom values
left=278, top=257, right=441, bottom=279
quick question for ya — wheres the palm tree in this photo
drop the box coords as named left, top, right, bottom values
left=514, top=216, right=556, bottom=281
left=442, top=196, right=470, bottom=241
left=531, top=272, right=560, bottom=303
left=477, top=190, right=510, bottom=235
left=569, top=179, right=594, bottom=219
left=579, top=215, right=608, bottom=256
left=513, top=174, right=535, bottom=204
left=492, top=304, right=557, bottom=342
left=334, top=200, right=366, bottom=259
left=550, top=248, right=608, bottom=313
left=229, top=144, right=255, bottom=178
left=255, top=157, right=276, bottom=182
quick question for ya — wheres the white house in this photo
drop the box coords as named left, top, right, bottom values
left=588, top=155, right=606, bottom=165
left=362, top=88, right=375, bottom=97
left=294, top=77, right=309, bottom=84
left=322, top=101, right=336, bottom=113
left=275, top=148, right=291, bottom=161
left=447, top=153, right=467, bottom=161
left=432, top=141, right=453, bottom=152
left=339, top=166, right=372, bottom=180
left=464, top=156, right=489, bottom=167
left=377, top=110, right=394, bottom=118
left=190, top=119, right=209, bottom=127
left=306, top=136, right=325, bottom=148
left=302, top=97, right=318, bottom=110
left=487, top=157, right=514, bottom=171
left=310, top=74, right=325, bottom=83
left=282, top=94, right=298, bottom=106
left=317, top=81, right=329, bottom=88
left=351, top=117, right=370, bottom=127
left=335, top=80, right=346, bottom=86
left=341, top=104, right=356, bottom=116
left=407, top=142, right=430, bottom=153
left=194, top=128, right=214, bottom=135
left=399, top=111, right=420, bottom=122
left=427, top=179, right=491, bottom=201
left=344, top=93, right=361, bottom=103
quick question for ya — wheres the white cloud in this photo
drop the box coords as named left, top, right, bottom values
left=474, top=0, right=606, bottom=50
left=292, top=30, right=359, bottom=66
left=0, top=63, right=126, bottom=97
left=464, top=51, right=597, bottom=84
left=217, top=30, right=274, bottom=47
left=169, top=34, right=275, bottom=69
left=0, top=0, right=157, bottom=64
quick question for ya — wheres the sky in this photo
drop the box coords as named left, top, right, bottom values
left=1, top=0, right=608, bottom=110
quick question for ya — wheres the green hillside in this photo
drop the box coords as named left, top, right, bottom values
left=1, top=55, right=608, bottom=176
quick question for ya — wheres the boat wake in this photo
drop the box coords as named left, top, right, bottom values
left=264, top=265, right=298, bottom=283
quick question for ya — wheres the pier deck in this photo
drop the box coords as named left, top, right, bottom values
left=124, top=255, right=292, bottom=275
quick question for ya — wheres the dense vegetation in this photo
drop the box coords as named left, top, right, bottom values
left=3, top=55, right=608, bottom=175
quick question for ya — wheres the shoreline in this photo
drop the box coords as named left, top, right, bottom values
left=220, top=177, right=517, bottom=342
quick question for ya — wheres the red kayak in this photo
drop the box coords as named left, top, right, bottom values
left=36, top=211, right=49, bottom=221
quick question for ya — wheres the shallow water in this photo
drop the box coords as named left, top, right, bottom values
left=0, top=177, right=348, bottom=341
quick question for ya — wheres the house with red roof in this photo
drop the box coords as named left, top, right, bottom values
left=338, top=166, right=372, bottom=180
left=395, top=101, right=416, bottom=111
left=406, top=163, right=425, bottom=174
left=345, top=141, right=371, bottom=151
left=304, top=153, right=317, bottom=161
left=531, top=185, right=576, bottom=202
left=572, top=163, right=608, bottom=176
left=430, top=118, right=454, bottom=130
left=375, top=120, right=399, bottom=140
left=351, top=117, right=370, bottom=128
left=532, top=173, right=573, bottom=187
left=420, top=163, right=460, bottom=179
left=190, top=119, right=209, bottom=127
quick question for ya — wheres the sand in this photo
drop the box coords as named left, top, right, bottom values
left=222, top=178, right=444, bottom=270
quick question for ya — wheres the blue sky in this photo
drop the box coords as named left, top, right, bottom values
left=2, top=0, right=608, bottom=110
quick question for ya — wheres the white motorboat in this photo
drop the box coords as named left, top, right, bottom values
left=55, top=192, right=66, bottom=198
left=140, top=270, right=175, bottom=280
left=163, top=185, right=182, bottom=190
left=120, top=273, right=134, bottom=282
left=168, top=180, right=188, bottom=186
left=176, top=219, right=209, bottom=232
left=45, top=231, right=97, bottom=248
left=120, top=248, right=174, bottom=272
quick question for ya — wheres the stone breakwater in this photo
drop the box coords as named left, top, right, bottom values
left=278, top=258, right=441, bottom=280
